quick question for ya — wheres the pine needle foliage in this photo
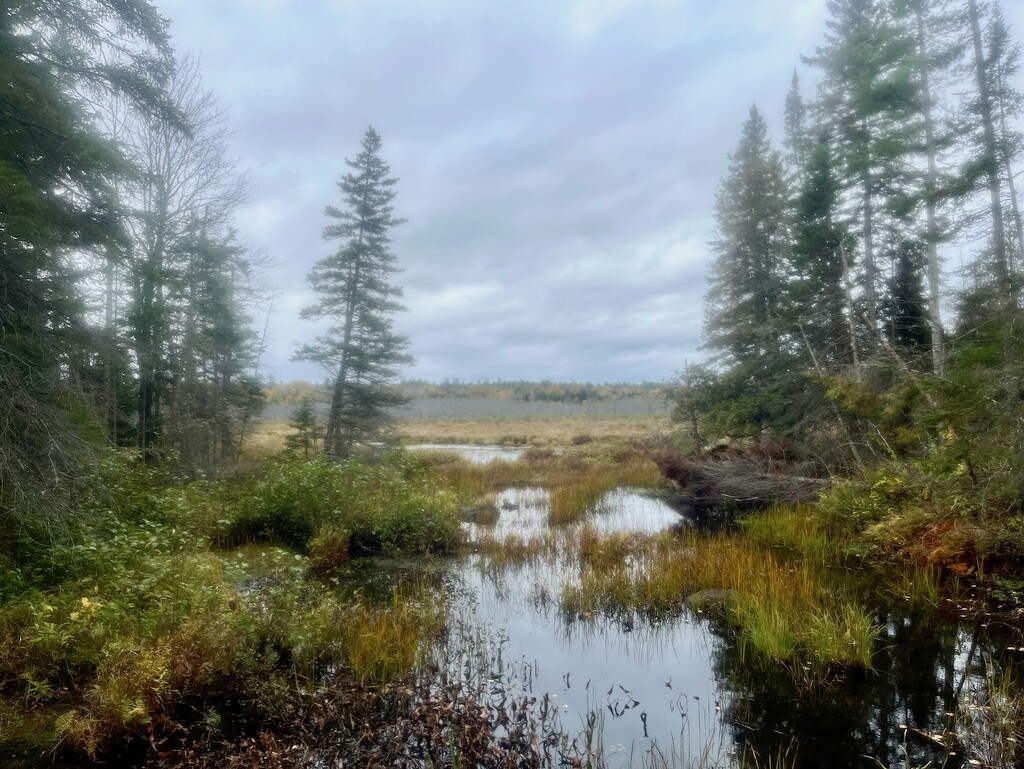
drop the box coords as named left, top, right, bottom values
left=297, top=127, right=412, bottom=459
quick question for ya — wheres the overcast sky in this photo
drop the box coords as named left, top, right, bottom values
left=158, top=0, right=1024, bottom=384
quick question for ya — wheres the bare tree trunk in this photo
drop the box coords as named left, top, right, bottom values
left=325, top=182, right=369, bottom=459
left=326, top=259, right=361, bottom=459
left=995, top=57, right=1024, bottom=273
left=841, top=243, right=863, bottom=381
left=861, top=130, right=878, bottom=326
left=799, top=323, right=865, bottom=473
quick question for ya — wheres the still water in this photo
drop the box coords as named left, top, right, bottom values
left=406, top=443, right=529, bottom=464
left=349, top=471, right=1018, bottom=768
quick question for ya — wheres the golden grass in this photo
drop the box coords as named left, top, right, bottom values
left=241, top=414, right=669, bottom=459
left=417, top=442, right=662, bottom=525
left=340, top=590, right=444, bottom=689
left=470, top=526, right=657, bottom=570
left=239, top=421, right=292, bottom=459
left=397, top=415, right=670, bottom=447
left=740, top=504, right=842, bottom=563
left=561, top=530, right=880, bottom=680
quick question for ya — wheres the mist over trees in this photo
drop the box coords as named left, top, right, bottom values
left=679, top=0, right=1024, bottom=490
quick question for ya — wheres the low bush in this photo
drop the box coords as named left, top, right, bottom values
left=193, top=456, right=462, bottom=556
left=0, top=452, right=461, bottom=758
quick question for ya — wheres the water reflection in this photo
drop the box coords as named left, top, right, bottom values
left=465, top=487, right=687, bottom=541
left=407, top=443, right=528, bottom=464
left=342, top=486, right=1017, bottom=768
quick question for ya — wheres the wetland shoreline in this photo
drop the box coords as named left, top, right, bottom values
left=2, top=438, right=1023, bottom=769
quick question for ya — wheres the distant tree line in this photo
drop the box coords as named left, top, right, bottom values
left=677, top=0, right=1024, bottom=488
left=1, top=1, right=266, bottom=535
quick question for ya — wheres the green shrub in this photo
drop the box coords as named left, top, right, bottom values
left=207, top=457, right=461, bottom=556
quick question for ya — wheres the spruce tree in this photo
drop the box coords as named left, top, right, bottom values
left=285, top=397, right=320, bottom=458
left=0, top=0, right=174, bottom=529
left=704, top=107, right=797, bottom=438
left=899, top=0, right=964, bottom=373
left=963, top=0, right=1013, bottom=302
left=791, top=139, right=857, bottom=366
left=783, top=72, right=811, bottom=185
left=296, top=127, right=412, bottom=458
left=808, top=0, right=920, bottom=328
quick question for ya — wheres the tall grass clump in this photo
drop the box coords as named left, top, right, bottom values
left=740, top=504, right=841, bottom=564
left=341, top=589, right=444, bottom=688
left=561, top=531, right=881, bottom=681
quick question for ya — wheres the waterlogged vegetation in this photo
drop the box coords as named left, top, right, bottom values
left=560, top=532, right=879, bottom=682
left=0, top=454, right=457, bottom=762
left=3, top=439, right=1024, bottom=767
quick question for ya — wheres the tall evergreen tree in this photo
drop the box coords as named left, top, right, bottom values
left=115, top=56, right=247, bottom=458
left=296, top=127, right=412, bottom=458
left=898, top=0, right=965, bottom=373
left=808, top=0, right=920, bottom=328
left=963, top=0, right=1013, bottom=302
left=986, top=2, right=1024, bottom=270
left=0, top=0, right=174, bottom=528
left=703, top=107, right=796, bottom=438
left=791, top=139, right=857, bottom=367
left=783, top=71, right=811, bottom=185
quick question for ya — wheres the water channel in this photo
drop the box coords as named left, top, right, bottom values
left=360, top=444, right=1021, bottom=768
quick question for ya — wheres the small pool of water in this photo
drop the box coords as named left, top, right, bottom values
left=407, top=443, right=529, bottom=464
left=340, top=486, right=1019, bottom=768
left=465, top=487, right=687, bottom=542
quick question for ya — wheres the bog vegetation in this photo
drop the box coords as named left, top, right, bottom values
left=6, top=0, right=1024, bottom=767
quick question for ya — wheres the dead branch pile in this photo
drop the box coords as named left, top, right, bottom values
left=652, top=442, right=827, bottom=511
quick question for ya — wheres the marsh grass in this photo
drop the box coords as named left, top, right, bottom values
left=740, top=504, right=842, bottom=563
left=561, top=531, right=880, bottom=681
left=548, top=449, right=661, bottom=524
left=472, top=531, right=556, bottom=567
left=742, top=505, right=969, bottom=610
left=884, top=563, right=952, bottom=606
left=397, top=414, right=669, bottom=447
left=469, top=526, right=657, bottom=575
left=340, top=589, right=444, bottom=689
left=951, top=654, right=1024, bottom=768
left=420, top=441, right=661, bottom=526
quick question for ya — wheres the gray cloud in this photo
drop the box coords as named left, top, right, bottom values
left=159, top=0, right=1012, bottom=383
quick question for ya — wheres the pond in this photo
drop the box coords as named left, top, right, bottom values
left=344, top=483, right=1019, bottom=769
left=406, top=443, right=530, bottom=464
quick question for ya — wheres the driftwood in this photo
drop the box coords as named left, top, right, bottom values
left=652, top=444, right=827, bottom=512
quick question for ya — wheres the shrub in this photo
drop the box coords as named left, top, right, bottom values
left=214, top=457, right=461, bottom=556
